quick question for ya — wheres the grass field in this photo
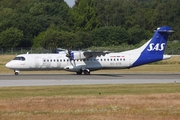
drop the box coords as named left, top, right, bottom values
left=0, top=84, right=180, bottom=120
left=0, top=55, right=180, bottom=120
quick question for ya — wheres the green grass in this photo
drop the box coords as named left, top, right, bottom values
left=1, top=84, right=180, bottom=120
left=0, top=84, right=180, bottom=99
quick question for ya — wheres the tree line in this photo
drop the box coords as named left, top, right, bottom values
left=0, top=0, right=180, bottom=50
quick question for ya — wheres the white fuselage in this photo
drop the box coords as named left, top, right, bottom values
left=6, top=53, right=134, bottom=71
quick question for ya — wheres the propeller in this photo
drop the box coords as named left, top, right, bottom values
left=65, top=49, right=73, bottom=60
left=65, top=49, right=76, bottom=66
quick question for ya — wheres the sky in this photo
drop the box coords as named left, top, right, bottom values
left=64, top=0, right=75, bottom=7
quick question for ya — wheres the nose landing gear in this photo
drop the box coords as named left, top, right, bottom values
left=14, top=70, right=19, bottom=75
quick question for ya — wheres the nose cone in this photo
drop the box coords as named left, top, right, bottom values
left=5, top=62, right=10, bottom=68
left=5, top=62, right=12, bottom=69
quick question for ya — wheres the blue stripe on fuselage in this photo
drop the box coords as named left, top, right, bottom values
left=132, top=54, right=163, bottom=67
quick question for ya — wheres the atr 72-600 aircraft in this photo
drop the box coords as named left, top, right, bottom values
left=6, top=26, right=173, bottom=75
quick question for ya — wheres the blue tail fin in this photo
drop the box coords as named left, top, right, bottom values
left=132, top=26, right=173, bottom=67
left=141, top=26, right=173, bottom=55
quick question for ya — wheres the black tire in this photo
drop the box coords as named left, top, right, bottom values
left=15, top=72, right=19, bottom=75
left=76, top=70, right=82, bottom=75
left=84, top=70, right=90, bottom=75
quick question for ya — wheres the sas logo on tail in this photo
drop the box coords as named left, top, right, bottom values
left=147, top=43, right=165, bottom=51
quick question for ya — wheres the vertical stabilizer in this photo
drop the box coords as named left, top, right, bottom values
left=132, top=26, right=173, bottom=67
left=141, top=26, right=173, bottom=55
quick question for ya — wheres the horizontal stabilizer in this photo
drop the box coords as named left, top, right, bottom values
left=163, top=55, right=171, bottom=60
left=155, top=26, right=174, bottom=33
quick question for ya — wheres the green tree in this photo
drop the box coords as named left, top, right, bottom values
left=91, top=26, right=130, bottom=46
left=0, top=27, right=23, bottom=48
left=1, top=0, right=180, bottom=49
left=95, top=0, right=124, bottom=27
left=59, top=31, right=82, bottom=49
left=0, top=0, right=70, bottom=47
left=33, top=26, right=82, bottom=49
left=33, top=28, right=61, bottom=49
left=75, top=31, right=92, bottom=48
left=69, top=0, right=101, bottom=31
left=128, top=25, right=151, bottom=44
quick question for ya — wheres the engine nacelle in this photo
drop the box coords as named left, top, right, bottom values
left=64, top=65, right=82, bottom=72
left=71, top=51, right=87, bottom=60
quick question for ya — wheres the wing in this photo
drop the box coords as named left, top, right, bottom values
left=83, top=51, right=111, bottom=58
left=68, top=51, right=110, bottom=60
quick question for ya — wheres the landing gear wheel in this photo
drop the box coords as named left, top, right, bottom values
left=15, top=72, right=19, bottom=75
left=14, top=70, right=19, bottom=75
left=76, top=70, right=82, bottom=75
left=84, top=70, right=90, bottom=75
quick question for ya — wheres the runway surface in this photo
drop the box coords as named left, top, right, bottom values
left=0, top=74, right=179, bottom=87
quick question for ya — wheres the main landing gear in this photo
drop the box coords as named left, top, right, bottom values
left=14, top=70, right=19, bottom=75
left=76, top=69, right=90, bottom=75
left=84, top=70, right=90, bottom=75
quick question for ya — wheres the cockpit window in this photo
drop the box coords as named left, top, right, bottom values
left=13, top=56, right=26, bottom=61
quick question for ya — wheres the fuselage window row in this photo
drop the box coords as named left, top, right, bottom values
left=43, top=58, right=126, bottom=63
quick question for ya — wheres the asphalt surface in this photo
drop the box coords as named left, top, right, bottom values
left=0, top=74, right=179, bottom=87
